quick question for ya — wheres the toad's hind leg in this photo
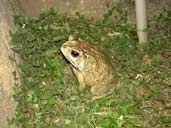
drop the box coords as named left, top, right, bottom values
left=90, top=83, right=114, bottom=101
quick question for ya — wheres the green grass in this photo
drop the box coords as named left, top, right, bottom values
left=9, top=3, right=171, bottom=128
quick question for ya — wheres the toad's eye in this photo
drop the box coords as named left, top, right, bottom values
left=71, top=50, right=79, bottom=57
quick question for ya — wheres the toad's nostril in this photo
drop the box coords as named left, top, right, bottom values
left=62, top=44, right=67, bottom=49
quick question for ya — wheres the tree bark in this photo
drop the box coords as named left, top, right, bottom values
left=0, top=0, right=17, bottom=127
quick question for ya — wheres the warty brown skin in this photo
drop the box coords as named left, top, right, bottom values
left=61, top=35, right=115, bottom=100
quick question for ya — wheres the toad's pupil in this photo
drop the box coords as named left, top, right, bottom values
left=71, top=50, right=79, bottom=57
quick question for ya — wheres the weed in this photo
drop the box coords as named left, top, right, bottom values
left=9, top=3, right=171, bottom=128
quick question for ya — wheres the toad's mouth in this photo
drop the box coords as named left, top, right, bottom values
left=66, top=57, right=78, bottom=69
left=61, top=46, right=84, bottom=71
left=60, top=47, right=79, bottom=69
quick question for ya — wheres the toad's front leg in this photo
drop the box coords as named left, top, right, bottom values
left=71, top=66, right=86, bottom=91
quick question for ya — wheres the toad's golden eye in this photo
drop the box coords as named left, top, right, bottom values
left=71, top=50, right=79, bottom=57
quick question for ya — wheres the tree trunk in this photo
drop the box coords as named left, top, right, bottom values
left=0, top=0, right=17, bottom=127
